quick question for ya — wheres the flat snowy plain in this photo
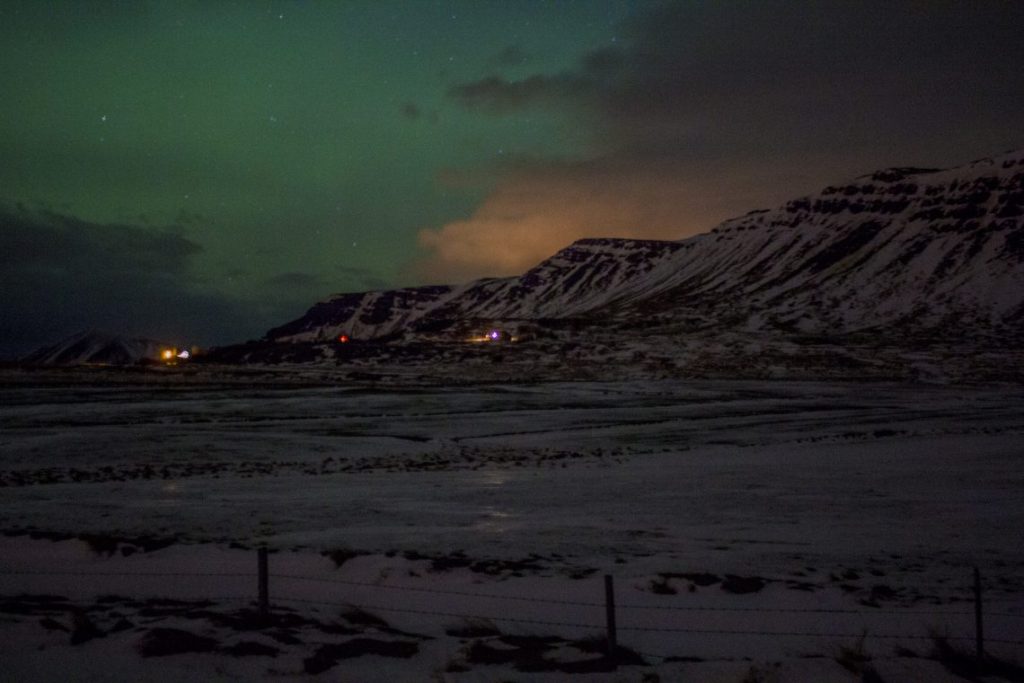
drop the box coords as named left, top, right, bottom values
left=2, top=371, right=1023, bottom=681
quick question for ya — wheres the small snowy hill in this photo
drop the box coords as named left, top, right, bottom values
left=266, top=149, right=1024, bottom=346
left=21, top=330, right=170, bottom=366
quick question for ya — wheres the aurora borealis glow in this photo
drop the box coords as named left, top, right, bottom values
left=1, top=1, right=1021, bottom=356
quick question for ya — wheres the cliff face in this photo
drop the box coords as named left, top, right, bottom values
left=621, top=150, right=1024, bottom=338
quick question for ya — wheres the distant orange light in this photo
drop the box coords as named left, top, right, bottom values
left=338, top=334, right=350, bottom=343
left=161, top=349, right=174, bottom=360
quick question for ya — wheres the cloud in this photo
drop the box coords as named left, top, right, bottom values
left=265, top=271, right=325, bottom=290
left=0, top=206, right=258, bottom=357
left=452, top=2, right=1024, bottom=152
left=175, top=208, right=206, bottom=225
left=448, top=74, right=595, bottom=116
left=399, top=102, right=421, bottom=120
left=337, top=268, right=389, bottom=292
left=411, top=154, right=791, bottom=284
left=488, top=44, right=529, bottom=68
left=266, top=267, right=388, bottom=294
left=0, top=208, right=199, bottom=272
left=416, top=1, right=1024, bottom=284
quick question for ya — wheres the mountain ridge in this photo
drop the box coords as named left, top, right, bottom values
left=20, top=330, right=173, bottom=366
left=617, top=148, right=1024, bottom=337
left=266, top=148, right=1023, bottom=347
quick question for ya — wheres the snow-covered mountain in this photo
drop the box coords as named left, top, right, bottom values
left=618, top=150, right=1024, bottom=338
left=267, top=149, right=1024, bottom=345
left=266, top=284, right=462, bottom=342
left=21, top=330, right=171, bottom=366
left=267, top=238, right=685, bottom=342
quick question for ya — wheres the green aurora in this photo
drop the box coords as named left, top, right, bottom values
left=1, top=1, right=1021, bottom=356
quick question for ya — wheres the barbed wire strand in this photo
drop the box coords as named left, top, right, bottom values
left=616, top=601, right=980, bottom=617
left=4, top=569, right=1022, bottom=619
left=273, top=572, right=605, bottom=607
left=0, top=569, right=250, bottom=578
left=7, top=592, right=1023, bottom=647
left=273, top=597, right=602, bottom=630
left=278, top=573, right=1022, bottom=619
left=227, top=597, right=1024, bottom=646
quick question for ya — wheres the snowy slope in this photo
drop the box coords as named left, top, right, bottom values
left=267, top=239, right=684, bottom=342
left=20, top=330, right=170, bottom=366
left=435, top=238, right=686, bottom=319
left=2, top=380, right=1024, bottom=679
left=624, top=149, right=1024, bottom=336
left=267, top=149, right=1024, bottom=344
left=265, top=284, right=465, bottom=342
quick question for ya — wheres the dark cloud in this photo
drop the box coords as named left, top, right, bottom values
left=417, top=1, right=1024, bottom=282
left=174, top=209, right=206, bottom=225
left=0, top=207, right=199, bottom=272
left=336, top=267, right=389, bottom=292
left=488, top=44, right=529, bottom=67
left=400, top=101, right=421, bottom=119
left=265, top=271, right=325, bottom=290
left=450, top=1, right=1024, bottom=159
left=0, top=206, right=262, bottom=358
left=449, top=74, right=595, bottom=116
left=255, top=268, right=390, bottom=327
left=266, top=268, right=388, bottom=296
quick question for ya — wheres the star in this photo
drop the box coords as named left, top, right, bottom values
left=100, top=115, right=107, bottom=122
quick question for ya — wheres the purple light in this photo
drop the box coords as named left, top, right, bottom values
left=489, top=330, right=500, bottom=340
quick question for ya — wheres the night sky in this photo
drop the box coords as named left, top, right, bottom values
left=2, top=1, right=1022, bottom=357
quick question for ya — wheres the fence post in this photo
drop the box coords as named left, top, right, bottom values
left=974, top=566, right=984, bottom=672
left=604, top=574, right=618, bottom=668
left=258, top=546, right=269, bottom=623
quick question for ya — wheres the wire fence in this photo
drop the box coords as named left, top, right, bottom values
left=11, top=566, right=1005, bottom=617
left=3, top=552, right=1023, bottom=664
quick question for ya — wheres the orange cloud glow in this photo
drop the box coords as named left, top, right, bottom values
left=411, top=158, right=798, bottom=284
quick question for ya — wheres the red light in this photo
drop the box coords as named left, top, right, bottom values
left=338, top=334, right=350, bottom=343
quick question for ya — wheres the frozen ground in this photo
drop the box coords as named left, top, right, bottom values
left=1, top=374, right=1023, bottom=681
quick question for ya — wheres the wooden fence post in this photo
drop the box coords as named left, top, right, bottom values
left=258, top=546, right=269, bottom=622
left=974, top=566, right=984, bottom=672
left=604, top=574, right=618, bottom=668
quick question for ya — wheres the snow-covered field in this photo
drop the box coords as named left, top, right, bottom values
left=2, top=374, right=1023, bottom=681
